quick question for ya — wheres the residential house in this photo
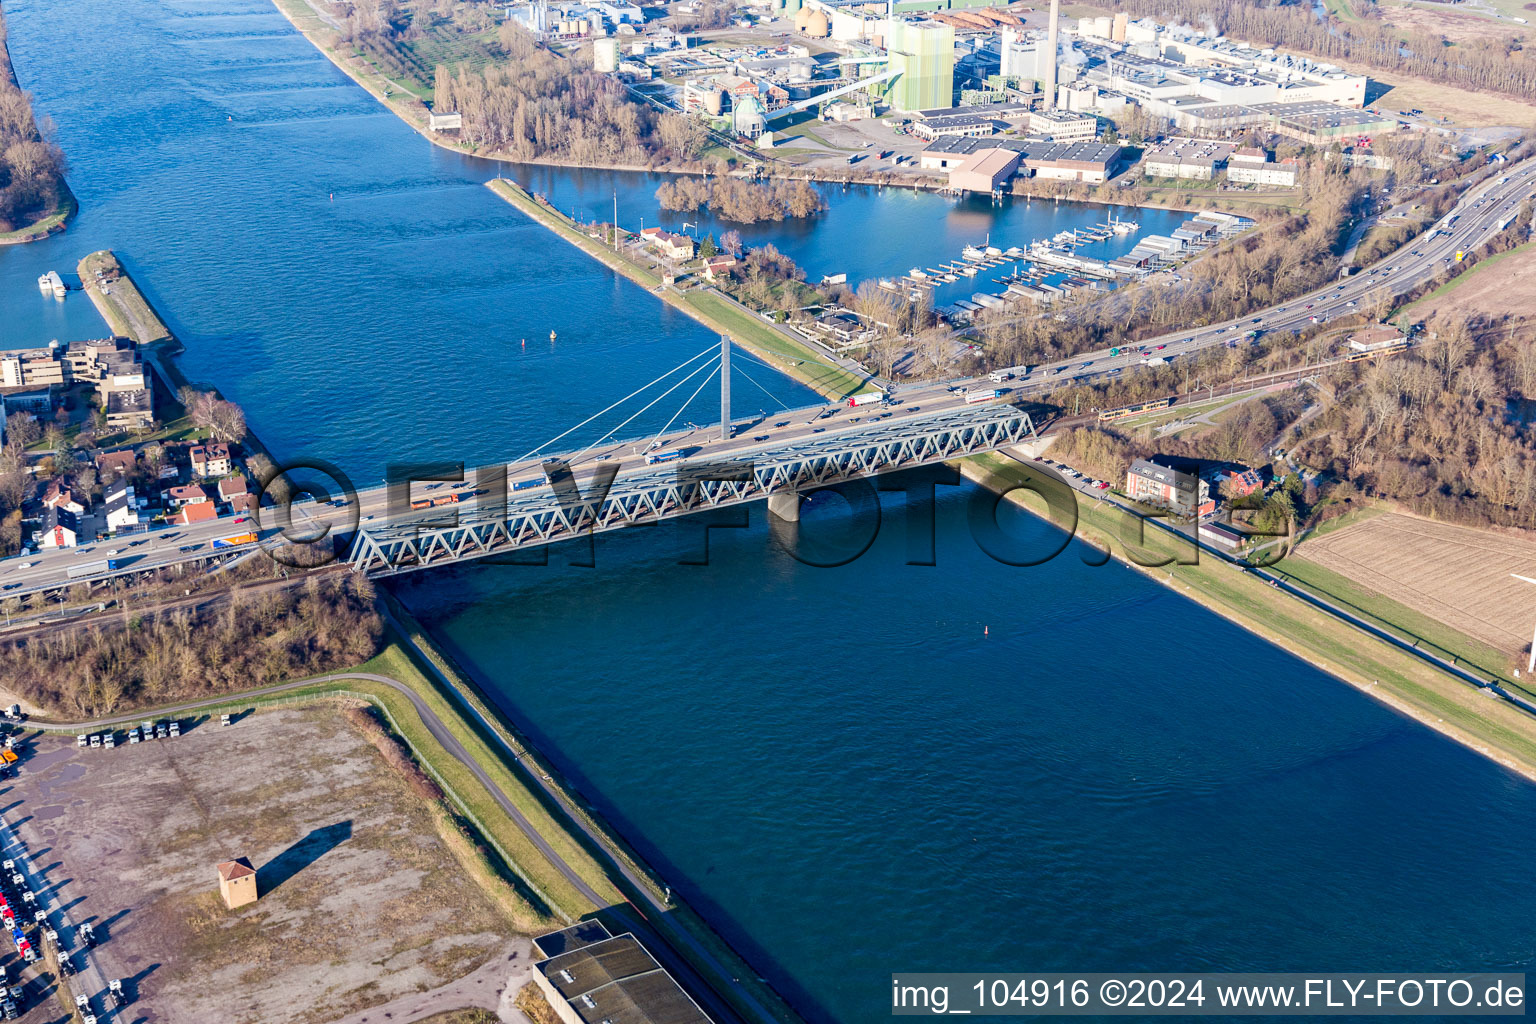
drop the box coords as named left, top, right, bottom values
left=104, top=479, right=142, bottom=533
left=191, top=443, right=233, bottom=478
left=96, top=450, right=138, bottom=481
left=1125, top=457, right=1213, bottom=516
left=37, top=505, right=81, bottom=549
left=173, top=501, right=219, bottom=527
left=218, top=477, right=253, bottom=515
left=1207, top=465, right=1263, bottom=499
left=640, top=227, right=696, bottom=260
left=702, top=255, right=738, bottom=281
left=41, top=479, right=87, bottom=515
left=168, top=484, right=211, bottom=508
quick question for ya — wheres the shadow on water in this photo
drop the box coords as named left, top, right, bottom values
left=256, top=821, right=352, bottom=896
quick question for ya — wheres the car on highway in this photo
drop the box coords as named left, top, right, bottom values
left=775, top=422, right=788, bottom=428
left=754, top=435, right=769, bottom=442
left=1155, top=344, right=1166, bottom=350
left=1079, top=361, right=1093, bottom=369
left=0, top=584, right=17, bottom=591
left=107, top=548, right=120, bottom=556
left=812, top=428, right=825, bottom=433
left=15, top=562, right=31, bottom=570
left=234, top=516, right=250, bottom=524
left=178, top=545, right=200, bottom=553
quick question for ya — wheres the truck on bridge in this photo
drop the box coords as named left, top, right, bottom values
left=65, top=559, right=121, bottom=579
left=212, top=533, right=259, bottom=549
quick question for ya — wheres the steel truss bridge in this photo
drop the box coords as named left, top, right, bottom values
left=347, top=401, right=1038, bottom=576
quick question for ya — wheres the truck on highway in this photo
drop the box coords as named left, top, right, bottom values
left=964, top=388, right=1002, bottom=404
left=409, top=494, right=460, bottom=510
left=65, top=559, right=120, bottom=579
left=846, top=392, right=884, bottom=407
left=211, top=533, right=258, bottom=549
left=644, top=449, right=684, bottom=465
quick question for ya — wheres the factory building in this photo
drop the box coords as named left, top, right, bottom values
left=1027, top=108, right=1097, bottom=141
left=919, top=135, right=1121, bottom=185
left=1142, top=139, right=1235, bottom=180
left=885, top=19, right=956, bottom=111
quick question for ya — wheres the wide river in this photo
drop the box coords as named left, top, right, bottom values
left=4, top=1, right=1535, bottom=1021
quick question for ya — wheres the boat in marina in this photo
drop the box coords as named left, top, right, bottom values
left=42, top=271, right=65, bottom=298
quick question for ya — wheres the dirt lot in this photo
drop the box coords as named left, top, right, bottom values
left=1408, top=242, right=1536, bottom=322
left=1380, top=3, right=1528, bottom=42
left=5, top=706, right=522, bottom=1024
left=1297, top=512, right=1536, bottom=660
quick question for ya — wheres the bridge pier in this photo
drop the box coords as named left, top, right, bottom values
left=766, top=490, right=800, bottom=523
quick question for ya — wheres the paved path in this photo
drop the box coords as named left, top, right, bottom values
left=326, top=938, right=535, bottom=1024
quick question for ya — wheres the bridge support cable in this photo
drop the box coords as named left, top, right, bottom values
left=567, top=353, right=723, bottom=464
left=650, top=363, right=723, bottom=449
left=732, top=363, right=793, bottom=412
left=509, top=342, right=720, bottom=465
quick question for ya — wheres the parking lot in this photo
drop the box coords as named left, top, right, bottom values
left=0, top=705, right=520, bottom=1024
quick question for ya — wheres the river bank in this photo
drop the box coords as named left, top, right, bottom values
left=264, top=0, right=1273, bottom=221
left=964, top=451, right=1536, bottom=783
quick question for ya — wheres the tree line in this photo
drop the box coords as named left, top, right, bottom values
left=0, top=574, right=383, bottom=716
left=426, top=22, right=709, bottom=167
left=0, top=8, right=67, bottom=233
left=655, top=176, right=827, bottom=223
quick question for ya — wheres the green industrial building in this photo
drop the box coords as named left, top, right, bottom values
left=883, top=19, right=954, bottom=112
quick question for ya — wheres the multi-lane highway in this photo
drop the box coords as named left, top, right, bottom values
left=4, top=158, right=1533, bottom=595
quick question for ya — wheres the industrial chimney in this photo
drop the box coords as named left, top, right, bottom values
left=1043, top=0, right=1059, bottom=111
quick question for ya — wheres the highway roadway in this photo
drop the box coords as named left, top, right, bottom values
left=3, top=158, right=1533, bottom=593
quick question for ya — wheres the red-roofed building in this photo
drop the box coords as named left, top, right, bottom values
left=173, top=501, right=219, bottom=526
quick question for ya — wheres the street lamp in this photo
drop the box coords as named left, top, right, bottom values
left=1514, top=573, right=1536, bottom=674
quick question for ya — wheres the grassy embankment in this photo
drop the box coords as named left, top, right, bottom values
left=962, top=452, right=1536, bottom=781
left=378, top=601, right=804, bottom=1024
left=487, top=177, right=870, bottom=399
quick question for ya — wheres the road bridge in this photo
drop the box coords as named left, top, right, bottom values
left=348, top=398, right=1038, bottom=575
left=4, top=156, right=1535, bottom=598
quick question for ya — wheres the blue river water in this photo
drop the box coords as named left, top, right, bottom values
left=2, top=1, right=1534, bottom=1022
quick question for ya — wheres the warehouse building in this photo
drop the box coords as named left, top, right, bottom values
left=533, top=922, right=714, bottom=1024
left=950, top=147, right=1022, bottom=191
left=919, top=136, right=1121, bottom=184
